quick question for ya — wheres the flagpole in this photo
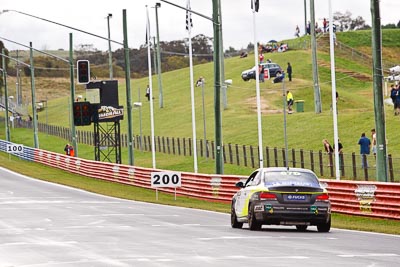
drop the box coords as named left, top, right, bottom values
left=187, top=0, right=198, bottom=173
left=252, top=0, right=264, bottom=168
left=146, top=6, right=156, bottom=169
left=329, top=0, right=340, bottom=180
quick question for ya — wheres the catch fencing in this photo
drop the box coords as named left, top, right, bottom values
left=8, top=120, right=400, bottom=182
left=1, top=139, right=399, bottom=221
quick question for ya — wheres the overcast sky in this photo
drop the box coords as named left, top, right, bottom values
left=0, top=0, right=398, bottom=52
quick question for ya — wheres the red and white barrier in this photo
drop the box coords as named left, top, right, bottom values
left=33, top=149, right=400, bottom=220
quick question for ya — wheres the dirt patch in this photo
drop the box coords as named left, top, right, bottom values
left=245, top=95, right=282, bottom=114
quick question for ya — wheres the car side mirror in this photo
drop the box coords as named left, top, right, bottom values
left=235, top=181, right=244, bottom=188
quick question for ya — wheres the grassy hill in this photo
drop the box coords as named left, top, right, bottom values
left=2, top=29, right=400, bottom=173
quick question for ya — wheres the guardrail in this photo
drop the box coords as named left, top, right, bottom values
left=1, top=140, right=399, bottom=221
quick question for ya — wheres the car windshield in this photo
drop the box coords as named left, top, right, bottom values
left=263, top=171, right=320, bottom=187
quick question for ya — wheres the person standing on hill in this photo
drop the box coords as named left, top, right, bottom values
left=358, top=133, right=371, bottom=169
left=287, top=62, right=292, bottom=82
left=286, top=90, right=294, bottom=114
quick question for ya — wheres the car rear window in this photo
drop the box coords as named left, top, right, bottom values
left=263, top=171, right=320, bottom=187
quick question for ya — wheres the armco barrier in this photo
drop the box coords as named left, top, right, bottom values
left=0, top=140, right=399, bottom=220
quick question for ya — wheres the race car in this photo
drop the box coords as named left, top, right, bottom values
left=231, top=167, right=331, bottom=232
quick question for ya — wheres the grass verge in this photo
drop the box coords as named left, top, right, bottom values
left=1, top=151, right=399, bottom=235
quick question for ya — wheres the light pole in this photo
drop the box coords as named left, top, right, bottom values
left=107, top=13, right=113, bottom=80
left=200, top=78, right=207, bottom=159
left=155, top=3, right=164, bottom=108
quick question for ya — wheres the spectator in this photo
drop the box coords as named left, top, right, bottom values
left=145, top=85, right=150, bottom=101
left=287, top=62, right=292, bottom=82
left=396, top=84, right=400, bottom=115
left=196, top=76, right=204, bottom=87
left=259, top=53, right=264, bottom=64
left=286, top=90, right=294, bottom=114
left=371, top=128, right=377, bottom=161
left=272, top=71, right=285, bottom=84
left=358, top=133, right=371, bottom=169
left=323, top=18, right=327, bottom=33
left=306, top=21, right=311, bottom=35
left=295, top=25, right=300, bottom=37
left=259, top=64, right=264, bottom=83
left=64, top=143, right=72, bottom=156
left=323, top=139, right=334, bottom=167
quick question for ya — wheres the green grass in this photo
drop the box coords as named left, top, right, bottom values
left=1, top=151, right=399, bottom=234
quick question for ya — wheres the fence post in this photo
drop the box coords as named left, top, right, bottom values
left=282, top=148, right=287, bottom=167
left=243, top=145, right=248, bottom=167
left=250, top=145, right=255, bottom=168
left=352, top=152, right=357, bottom=180
left=292, top=148, right=296, bottom=167
left=310, top=150, right=315, bottom=173
left=274, top=147, right=278, bottom=167
left=172, top=137, right=176, bottom=155
left=319, top=150, right=324, bottom=177
left=300, top=149, right=305, bottom=168
left=388, top=154, right=394, bottom=182
left=235, top=144, right=240, bottom=166
left=177, top=138, right=181, bottom=155
left=228, top=143, right=233, bottom=164
left=265, top=146, right=270, bottom=167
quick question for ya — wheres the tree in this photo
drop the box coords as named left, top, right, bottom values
left=397, top=20, right=400, bottom=28
left=333, top=11, right=353, bottom=31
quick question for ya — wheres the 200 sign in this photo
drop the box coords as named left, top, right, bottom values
left=151, top=172, right=181, bottom=188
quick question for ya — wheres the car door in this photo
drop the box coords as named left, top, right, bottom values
left=235, top=170, right=260, bottom=218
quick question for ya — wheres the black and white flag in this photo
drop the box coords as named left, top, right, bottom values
left=185, top=0, right=193, bottom=33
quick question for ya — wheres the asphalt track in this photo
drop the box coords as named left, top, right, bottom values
left=0, top=167, right=399, bottom=267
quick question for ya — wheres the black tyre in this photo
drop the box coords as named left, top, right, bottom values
left=296, top=225, right=308, bottom=232
left=248, top=203, right=262, bottom=231
left=231, top=205, right=243, bottom=229
left=317, top=216, right=331, bottom=233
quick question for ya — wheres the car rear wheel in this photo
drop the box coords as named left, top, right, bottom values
left=296, top=225, right=308, bottom=232
left=231, top=205, right=243, bottom=229
left=248, top=203, right=262, bottom=231
left=317, top=216, right=331, bottom=233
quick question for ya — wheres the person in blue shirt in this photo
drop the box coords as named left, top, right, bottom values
left=358, top=133, right=371, bottom=169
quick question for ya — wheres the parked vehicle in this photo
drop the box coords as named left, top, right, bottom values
left=231, top=167, right=331, bottom=232
left=241, top=62, right=282, bottom=81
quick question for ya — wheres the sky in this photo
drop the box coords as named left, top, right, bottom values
left=0, top=0, right=399, bottom=52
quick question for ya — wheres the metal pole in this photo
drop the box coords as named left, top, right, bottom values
left=201, top=79, right=207, bottom=159
left=68, top=34, right=77, bottom=155
left=123, top=9, right=134, bottom=166
left=212, top=0, right=223, bottom=174
left=187, top=1, right=198, bottom=173
left=371, top=0, right=388, bottom=182
left=219, top=0, right=226, bottom=110
left=29, top=42, right=39, bottom=148
left=329, top=0, right=340, bottom=180
left=107, top=13, right=113, bottom=80
left=138, top=88, right=143, bottom=152
left=155, top=3, right=164, bottom=108
left=310, top=0, right=322, bottom=113
left=2, top=48, right=10, bottom=142
left=252, top=0, right=264, bottom=169
left=304, top=0, right=307, bottom=36
left=282, top=79, right=288, bottom=169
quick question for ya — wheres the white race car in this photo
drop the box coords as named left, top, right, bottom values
left=231, top=167, right=331, bottom=232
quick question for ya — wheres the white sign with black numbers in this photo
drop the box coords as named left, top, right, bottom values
left=151, top=172, right=181, bottom=188
left=6, top=143, right=24, bottom=154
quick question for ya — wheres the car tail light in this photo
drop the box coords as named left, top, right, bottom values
left=316, top=193, right=329, bottom=201
left=260, top=192, right=277, bottom=200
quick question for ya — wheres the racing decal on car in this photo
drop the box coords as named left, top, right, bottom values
left=354, top=184, right=377, bottom=213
